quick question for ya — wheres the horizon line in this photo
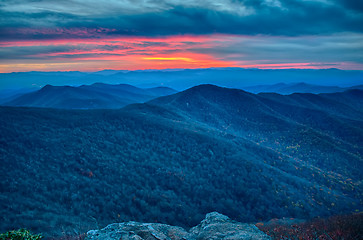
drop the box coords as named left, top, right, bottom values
left=1, top=67, right=360, bottom=74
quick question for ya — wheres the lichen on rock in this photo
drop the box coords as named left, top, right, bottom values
left=86, top=212, right=270, bottom=240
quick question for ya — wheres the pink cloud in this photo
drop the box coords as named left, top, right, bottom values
left=1, top=34, right=362, bottom=72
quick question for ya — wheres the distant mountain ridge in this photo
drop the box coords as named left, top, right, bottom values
left=2, top=83, right=177, bottom=109
left=1, top=68, right=362, bottom=90
left=0, top=88, right=37, bottom=104
left=242, top=82, right=363, bottom=94
left=3, top=81, right=362, bottom=109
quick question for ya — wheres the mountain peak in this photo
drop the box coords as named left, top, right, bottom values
left=190, top=84, right=225, bottom=91
left=40, top=84, right=75, bottom=91
left=186, top=84, right=250, bottom=96
left=41, top=84, right=54, bottom=89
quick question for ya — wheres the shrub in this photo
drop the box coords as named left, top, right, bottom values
left=257, top=213, right=363, bottom=240
left=0, top=229, right=42, bottom=240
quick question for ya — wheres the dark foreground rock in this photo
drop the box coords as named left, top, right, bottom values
left=86, top=212, right=270, bottom=240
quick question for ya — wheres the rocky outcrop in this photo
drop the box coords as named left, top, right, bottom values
left=86, top=212, right=271, bottom=240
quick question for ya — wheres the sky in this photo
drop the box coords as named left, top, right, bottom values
left=0, top=0, right=363, bottom=72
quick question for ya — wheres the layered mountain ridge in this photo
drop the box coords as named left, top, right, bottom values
left=242, top=82, right=363, bottom=94
left=2, top=83, right=177, bottom=109
left=1, top=68, right=362, bottom=91
left=0, top=84, right=362, bottom=237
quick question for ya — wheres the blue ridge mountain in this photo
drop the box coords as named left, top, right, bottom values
left=1, top=68, right=362, bottom=91
left=241, top=82, right=363, bottom=94
left=0, top=85, right=362, bottom=238
left=2, top=83, right=177, bottom=109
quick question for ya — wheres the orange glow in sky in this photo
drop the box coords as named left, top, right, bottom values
left=0, top=35, right=240, bottom=72
left=1, top=34, right=361, bottom=72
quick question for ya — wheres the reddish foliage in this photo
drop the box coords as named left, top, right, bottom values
left=48, top=233, right=86, bottom=240
left=256, top=213, right=363, bottom=240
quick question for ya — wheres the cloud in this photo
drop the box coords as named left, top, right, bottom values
left=0, top=0, right=362, bottom=40
left=188, top=34, right=363, bottom=64
left=336, top=0, right=363, bottom=12
left=1, top=1, right=362, bottom=72
left=1, top=33, right=362, bottom=72
left=0, top=35, right=220, bottom=61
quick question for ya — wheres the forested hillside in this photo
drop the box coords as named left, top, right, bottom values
left=2, top=83, right=177, bottom=109
left=0, top=85, right=362, bottom=238
left=242, top=82, right=363, bottom=94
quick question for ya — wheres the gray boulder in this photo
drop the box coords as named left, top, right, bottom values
left=189, top=212, right=270, bottom=240
left=85, top=221, right=188, bottom=240
left=86, top=212, right=270, bottom=240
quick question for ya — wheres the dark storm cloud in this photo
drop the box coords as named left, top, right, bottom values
left=0, top=0, right=362, bottom=40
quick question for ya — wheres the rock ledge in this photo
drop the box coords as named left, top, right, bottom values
left=86, top=212, right=270, bottom=240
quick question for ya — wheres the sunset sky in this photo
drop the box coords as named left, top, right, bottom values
left=1, top=0, right=363, bottom=72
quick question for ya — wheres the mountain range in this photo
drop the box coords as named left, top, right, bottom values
left=2, top=81, right=363, bottom=109
left=241, top=82, right=363, bottom=94
left=1, top=83, right=176, bottom=109
left=0, top=85, right=362, bottom=237
left=1, top=68, right=362, bottom=91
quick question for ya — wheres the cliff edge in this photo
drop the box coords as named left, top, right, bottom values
left=86, top=212, right=270, bottom=240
